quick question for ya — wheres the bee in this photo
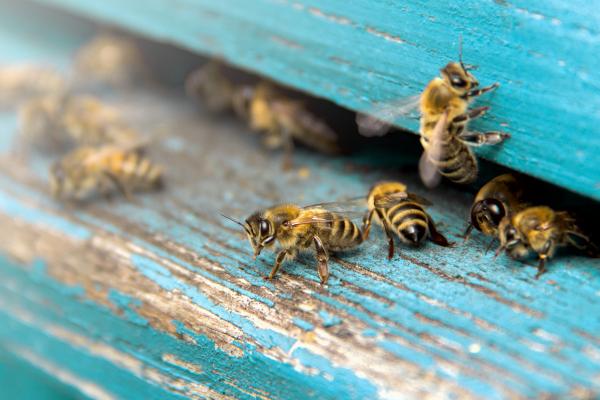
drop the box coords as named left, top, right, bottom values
left=362, top=181, right=452, bottom=259
left=50, top=144, right=163, bottom=201
left=19, top=93, right=140, bottom=152
left=464, top=174, right=526, bottom=242
left=497, top=206, right=599, bottom=279
left=357, top=41, right=509, bottom=187
left=185, top=60, right=238, bottom=113
left=0, top=64, right=66, bottom=107
left=73, top=34, right=149, bottom=88
left=223, top=203, right=364, bottom=284
left=232, top=81, right=341, bottom=169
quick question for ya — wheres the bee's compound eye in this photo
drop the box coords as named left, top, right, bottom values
left=451, top=75, right=467, bottom=88
left=483, top=199, right=505, bottom=226
left=259, top=220, right=269, bottom=236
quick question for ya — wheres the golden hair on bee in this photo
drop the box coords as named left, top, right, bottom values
left=497, top=206, right=598, bottom=279
left=224, top=202, right=364, bottom=284
left=362, top=181, right=452, bottom=259
left=50, top=144, right=162, bottom=202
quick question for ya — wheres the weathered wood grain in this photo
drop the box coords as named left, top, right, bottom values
left=1, top=2, right=600, bottom=399
left=29, top=0, right=600, bottom=201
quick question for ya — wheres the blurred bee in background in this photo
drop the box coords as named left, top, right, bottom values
left=185, top=60, right=238, bottom=113
left=19, top=93, right=140, bottom=152
left=357, top=40, right=509, bottom=187
left=362, top=181, right=452, bottom=259
left=73, top=33, right=150, bottom=88
left=223, top=202, right=364, bottom=284
left=0, top=64, right=67, bottom=107
left=51, top=142, right=163, bottom=201
left=464, top=173, right=527, bottom=245
left=232, top=81, right=341, bottom=169
left=497, top=206, right=599, bottom=279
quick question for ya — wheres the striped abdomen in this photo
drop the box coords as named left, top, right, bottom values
left=423, top=135, right=478, bottom=185
left=316, top=211, right=363, bottom=251
left=104, top=150, right=162, bottom=189
left=382, top=201, right=430, bottom=245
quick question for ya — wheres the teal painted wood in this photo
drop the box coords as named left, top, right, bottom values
left=31, top=0, right=600, bottom=201
left=1, top=2, right=600, bottom=399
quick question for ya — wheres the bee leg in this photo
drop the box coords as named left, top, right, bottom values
left=459, top=130, right=510, bottom=147
left=467, top=83, right=499, bottom=98
left=427, top=217, right=453, bottom=247
left=361, top=209, right=375, bottom=240
left=266, top=249, right=289, bottom=281
left=484, top=238, right=496, bottom=254
left=102, top=171, right=134, bottom=201
left=375, top=209, right=396, bottom=259
left=534, top=256, right=547, bottom=280
left=313, top=236, right=330, bottom=284
left=451, top=106, right=490, bottom=124
left=462, top=223, right=474, bottom=243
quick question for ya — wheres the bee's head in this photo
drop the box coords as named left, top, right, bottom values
left=441, top=62, right=478, bottom=94
left=470, top=198, right=506, bottom=236
left=243, top=212, right=276, bottom=258
left=498, top=217, right=521, bottom=251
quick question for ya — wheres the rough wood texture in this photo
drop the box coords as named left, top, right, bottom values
left=31, top=0, right=600, bottom=201
left=1, top=2, right=600, bottom=399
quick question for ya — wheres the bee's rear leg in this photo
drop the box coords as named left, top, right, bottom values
left=427, top=217, right=453, bottom=247
left=459, top=130, right=510, bottom=147
left=313, top=236, right=330, bottom=284
left=376, top=209, right=396, bottom=260
left=266, top=249, right=289, bottom=281
left=103, top=171, right=134, bottom=201
left=467, top=83, right=499, bottom=98
left=361, top=209, right=375, bottom=240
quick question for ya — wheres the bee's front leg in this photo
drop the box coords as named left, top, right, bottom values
left=313, top=236, right=329, bottom=284
left=467, top=82, right=499, bottom=98
left=459, top=130, right=510, bottom=147
left=266, top=249, right=289, bottom=281
left=534, top=256, right=548, bottom=280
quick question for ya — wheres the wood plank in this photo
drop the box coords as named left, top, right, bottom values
left=29, top=0, right=600, bottom=201
left=1, top=2, right=600, bottom=399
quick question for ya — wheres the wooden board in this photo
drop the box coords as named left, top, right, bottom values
left=29, top=0, right=600, bottom=202
left=1, top=2, right=600, bottom=399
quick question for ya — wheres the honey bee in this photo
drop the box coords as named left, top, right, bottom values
left=19, top=93, right=140, bottom=151
left=357, top=41, right=509, bottom=187
left=185, top=60, right=238, bottom=113
left=497, top=206, right=599, bottom=279
left=73, top=34, right=149, bottom=88
left=0, top=64, right=66, bottom=107
left=464, top=174, right=526, bottom=242
left=50, top=144, right=163, bottom=201
left=232, top=81, right=341, bottom=169
left=223, top=203, right=364, bottom=284
left=362, top=181, right=452, bottom=259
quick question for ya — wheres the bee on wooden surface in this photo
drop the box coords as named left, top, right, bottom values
left=0, top=64, right=66, bottom=107
left=223, top=202, right=364, bottom=284
left=497, top=206, right=599, bottom=279
left=185, top=60, right=238, bottom=113
left=464, top=174, right=527, bottom=243
left=19, top=93, right=140, bottom=152
left=357, top=42, right=509, bottom=187
left=362, top=181, right=452, bottom=259
left=50, top=144, right=163, bottom=201
left=232, top=81, right=341, bottom=169
left=73, top=33, right=149, bottom=88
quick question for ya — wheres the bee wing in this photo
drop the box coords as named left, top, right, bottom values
left=285, top=198, right=367, bottom=227
left=356, top=94, right=421, bottom=137
left=419, top=109, right=448, bottom=189
left=374, top=192, right=432, bottom=208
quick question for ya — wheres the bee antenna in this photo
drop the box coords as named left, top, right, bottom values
left=220, top=213, right=245, bottom=228
left=458, top=34, right=467, bottom=73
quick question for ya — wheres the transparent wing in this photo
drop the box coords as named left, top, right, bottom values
left=356, top=94, right=421, bottom=137
left=374, top=192, right=432, bottom=208
left=285, top=198, right=367, bottom=227
left=419, top=109, right=448, bottom=189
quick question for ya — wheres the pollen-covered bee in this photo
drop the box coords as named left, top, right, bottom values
left=497, top=206, right=599, bottom=279
left=357, top=41, right=509, bottom=187
left=223, top=203, right=364, bottom=284
left=0, top=64, right=66, bottom=107
left=19, top=93, right=140, bottom=152
left=464, top=174, right=527, bottom=242
left=185, top=60, right=238, bottom=113
left=232, top=81, right=341, bottom=169
left=50, top=144, right=163, bottom=201
left=362, top=181, right=452, bottom=259
left=73, top=33, right=149, bottom=88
